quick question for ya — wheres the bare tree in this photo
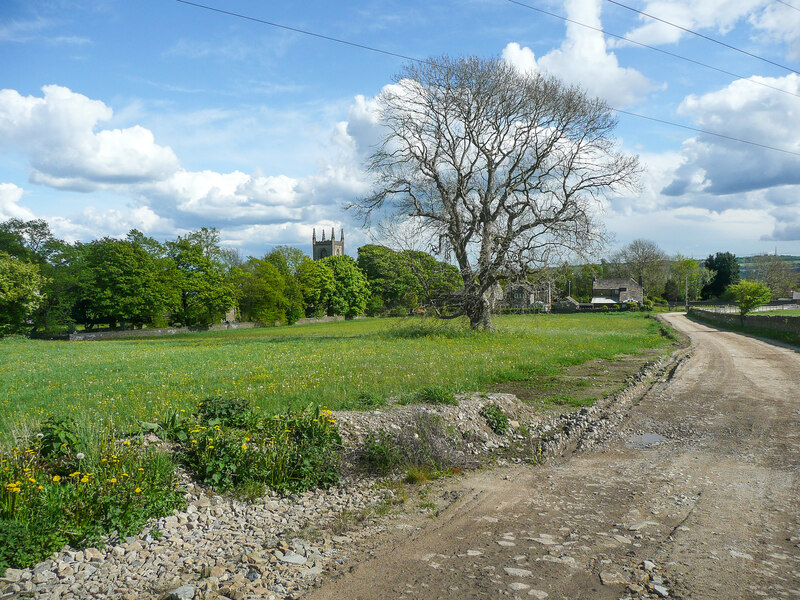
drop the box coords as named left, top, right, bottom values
left=612, top=239, right=669, bottom=297
left=351, top=56, right=640, bottom=329
left=750, top=254, right=799, bottom=298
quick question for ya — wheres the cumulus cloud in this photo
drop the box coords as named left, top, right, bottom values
left=616, top=0, right=800, bottom=60
left=502, top=0, right=654, bottom=107
left=663, top=74, right=800, bottom=197
left=0, top=84, right=373, bottom=251
left=615, top=0, right=763, bottom=46
left=0, top=183, right=36, bottom=221
left=749, top=3, right=800, bottom=60
left=0, top=85, right=180, bottom=192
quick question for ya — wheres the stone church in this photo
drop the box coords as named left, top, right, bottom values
left=312, top=228, right=344, bottom=260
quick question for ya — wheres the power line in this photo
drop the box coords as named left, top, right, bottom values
left=172, top=0, right=430, bottom=65
left=775, top=0, right=800, bottom=13
left=171, top=0, right=800, bottom=158
left=505, top=0, right=800, bottom=100
left=604, top=0, right=800, bottom=76
left=612, top=108, right=800, bottom=157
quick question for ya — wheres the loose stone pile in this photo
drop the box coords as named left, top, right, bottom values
left=0, top=478, right=387, bottom=600
left=0, top=354, right=680, bottom=600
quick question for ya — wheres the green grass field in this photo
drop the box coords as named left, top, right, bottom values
left=0, top=314, right=672, bottom=435
left=759, top=308, right=800, bottom=316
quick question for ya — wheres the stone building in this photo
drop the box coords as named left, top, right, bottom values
left=591, top=278, right=644, bottom=305
left=312, top=228, right=344, bottom=260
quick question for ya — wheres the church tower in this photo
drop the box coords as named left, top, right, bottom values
left=312, top=227, right=344, bottom=260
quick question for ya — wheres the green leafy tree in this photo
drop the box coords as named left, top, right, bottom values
left=400, top=249, right=461, bottom=314
left=671, top=256, right=709, bottom=302
left=0, top=251, right=46, bottom=334
left=236, top=257, right=290, bottom=325
left=0, top=218, right=59, bottom=263
left=702, top=252, right=740, bottom=299
left=75, top=237, right=180, bottom=328
left=357, top=245, right=412, bottom=315
left=0, top=219, right=82, bottom=332
left=296, top=260, right=335, bottom=317
left=265, top=249, right=305, bottom=324
left=168, top=231, right=236, bottom=326
left=270, top=246, right=309, bottom=275
left=322, top=255, right=370, bottom=319
left=729, top=279, right=771, bottom=324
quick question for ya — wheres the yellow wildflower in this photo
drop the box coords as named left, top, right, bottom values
left=80, top=476, right=89, bottom=483
left=110, top=478, right=117, bottom=483
left=135, top=487, right=141, bottom=494
left=52, top=475, right=61, bottom=482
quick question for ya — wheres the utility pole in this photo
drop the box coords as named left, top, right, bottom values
left=685, top=276, right=689, bottom=312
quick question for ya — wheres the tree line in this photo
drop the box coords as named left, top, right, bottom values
left=554, top=238, right=798, bottom=304
left=0, top=219, right=460, bottom=335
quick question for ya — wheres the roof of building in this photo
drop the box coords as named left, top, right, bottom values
left=593, top=278, right=641, bottom=289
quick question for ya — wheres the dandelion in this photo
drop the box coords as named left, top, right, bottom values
left=135, top=487, right=141, bottom=494
left=28, top=478, right=36, bottom=483
left=36, top=433, right=44, bottom=439
left=138, top=468, right=144, bottom=472
left=241, top=444, right=247, bottom=450
left=80, top=476, right=88, bottom=483
left=110, top=478, right=117, bottom=483
left=123, top=440, right=131, bottom=446
left=76, top=452, right=85, bottom=460
left=191, top=439, right=198, bottom=444
left=52, top=475, right=61, bottom=483
left=37, top=485, right=43, bottom=490
left=69, top=471, right=81, bottom=477
left=207, top=445, right=215, bottom=449
left=101, top=458, right=107, bottom=463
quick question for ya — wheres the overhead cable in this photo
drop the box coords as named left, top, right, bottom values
left=172, top=0, right=430, bottom=65
left=171, top=0, right=800, bottom=158
left=604, top=0, right=800, bottom=76
left=506, top=0, right=800, bottom=99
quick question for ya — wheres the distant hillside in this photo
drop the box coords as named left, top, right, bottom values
left=739, top=254, right=800, bottom=279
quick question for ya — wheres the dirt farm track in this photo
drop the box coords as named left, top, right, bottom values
left=306, top=313, right=800, bottom=600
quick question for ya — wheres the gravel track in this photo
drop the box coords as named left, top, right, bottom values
left=305, top=313, right=800, bottom=600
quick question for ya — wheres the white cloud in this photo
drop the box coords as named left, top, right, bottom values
left=616, top=0, right=800, bottom=60
left=617, top=0, right=766, bottom=46
left=663, top=74, right=800, bottom=197
left=0, top=85, right=180, bottom=192
left=749, top=3, right=800, bottom=60
left=501, top=0, right=654, bottom=107
left=0, top=183, right=36, bottom=221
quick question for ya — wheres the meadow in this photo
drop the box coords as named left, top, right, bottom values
left=0, top=313, right=672, bottom=435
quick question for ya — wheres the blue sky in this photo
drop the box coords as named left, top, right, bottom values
left=1, top=0, right=799, bottom=260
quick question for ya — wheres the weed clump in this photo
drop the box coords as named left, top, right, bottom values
left=479, top=403, right=509, bottom=435
left=402, top=386, right=458, bottom=406
left=358, top=410, right=470, bottom=479
left=0, top=417, right=184, bottom=572
left=168, top=399, right=341, bottom=495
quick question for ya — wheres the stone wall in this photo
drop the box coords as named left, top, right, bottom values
left=689, top=308, right=800, bottom=335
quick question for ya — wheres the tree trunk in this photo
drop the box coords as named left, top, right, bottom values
left=468, top=296, right=494, bottom=331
